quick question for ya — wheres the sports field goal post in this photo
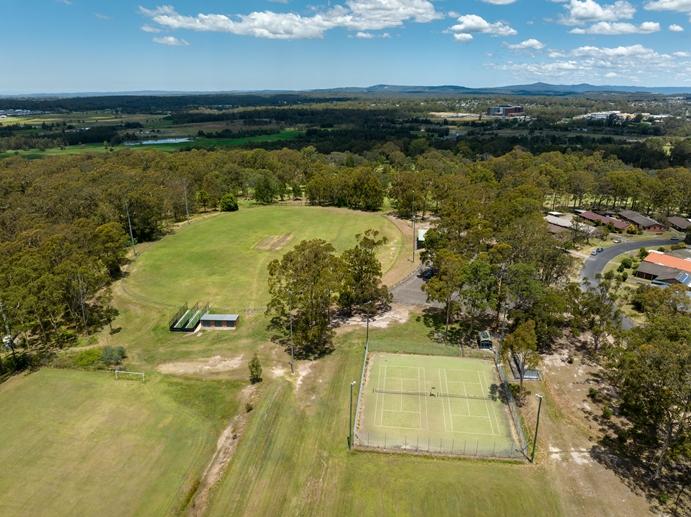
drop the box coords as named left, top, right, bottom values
left=113, top=369, right=146, bottom=382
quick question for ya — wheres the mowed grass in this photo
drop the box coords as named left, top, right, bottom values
left=101, top=206, right=404, bottom=367
left=207, top=330, right=562, bottom=516
left=0, top=368, right=243, bottom=517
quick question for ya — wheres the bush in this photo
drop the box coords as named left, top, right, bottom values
left=617, top=264, right=625, bottom=273
left=101, top=346, right=126, bottom=366
left=621, top=271, right=628, bottom=282
left=72, top=349, right=103, bottom=369
left=602, top=406, right=613, bottom=419
left=249, top=354, right=262, bottom=384
left=219, top=193, right=239, bottom=212
left=621, top=257, right=633, bottom=269
left=671, top=243, right=686, bottom=250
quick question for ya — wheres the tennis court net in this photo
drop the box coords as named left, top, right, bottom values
left=373, top=388, right=491, bottom=401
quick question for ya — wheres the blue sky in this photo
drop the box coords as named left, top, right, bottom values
left=1, top=0, right=690, bottom=93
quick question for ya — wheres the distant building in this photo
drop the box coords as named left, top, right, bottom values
left=667, top=216, right=691, bottom=232
left=578, top=211, right=629, bottom=232
left=618, top=210, right=666, bottom=232
left=487, top=105, right=524, bottom=117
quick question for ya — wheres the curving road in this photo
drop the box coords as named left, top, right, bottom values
left=579, top=238, right=676, bottom=286
left=579, top=238, right=676, bottom=329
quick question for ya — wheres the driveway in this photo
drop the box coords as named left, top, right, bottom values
left=391, top=269, right=443, bottom=308
left=578, top=237, right=675, bottom=329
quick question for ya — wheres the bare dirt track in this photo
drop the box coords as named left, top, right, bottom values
left=527, top=349, right=652, bottom=517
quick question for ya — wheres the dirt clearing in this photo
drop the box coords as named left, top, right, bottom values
left=255, top=234, right=293, bottom=251
left=157, top=355, right=244, bottom=376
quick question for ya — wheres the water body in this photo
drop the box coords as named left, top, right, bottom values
left=125, top=137, right=191, bottom=146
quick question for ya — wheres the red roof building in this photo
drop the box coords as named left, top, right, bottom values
left=578, top=211, right=629, bottom=231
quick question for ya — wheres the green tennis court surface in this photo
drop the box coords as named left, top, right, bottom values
left=355, top=352, right=522, bottom=459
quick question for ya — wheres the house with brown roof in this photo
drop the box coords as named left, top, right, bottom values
left=578, top=211, right=629, bottom=231
left=667, top=216, right=691, bottom=232
left=619, top=210, right=666, bottom=232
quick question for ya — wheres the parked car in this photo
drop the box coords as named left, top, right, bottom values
left=591, top=250, right=598, bottom=256
left=613, top=239, right=622, bottom=243
left=596, top=247, right=604, bottom=253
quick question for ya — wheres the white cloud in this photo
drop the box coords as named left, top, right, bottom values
left=153, top=35, right=190, bottom=46
left=450, top=14, right=517, bottom=41
left=482, top=0, right=517, bottom=4
left=506, top=38, right=545, bottom=50
left=495, top=43, right=691, bottom=84
left=142, top=24, right=162, bottom=33
left=570, top=21, right=660, bottom=33
left=645, top=1, right=691, bottom=14
left=353, top=31, right=391, bottom=38
left=669, top=23, right=685, bottom=30
left=140, top=1, right=442, bottom=40
left=559, top=0, right=636, bottom=25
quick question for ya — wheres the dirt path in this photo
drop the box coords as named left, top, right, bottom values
left=381, top=214, right=419, bottom=287
left=187, top=385, right=257, bottom=517
left=528, top=350, right=652, bottom=516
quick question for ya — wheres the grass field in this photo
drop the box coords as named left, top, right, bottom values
left=98, top=206, right=405, bottom=367
left=0, top=368, right=242, bottom=517
left=355, top=353, right=519, bottom=459
left=207, top=332, right=562, bottom=516
left=0, top=130, right=303, bottom=159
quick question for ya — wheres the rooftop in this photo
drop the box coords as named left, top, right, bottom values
left=644, top=251, right=691, bottom=274
left=201, top=313, right=239, bottom=322
left=619, top=210, right=663, bottom=229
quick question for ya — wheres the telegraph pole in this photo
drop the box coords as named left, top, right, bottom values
left=531, top=394, right=543, bottom=462
left=349, top=380, right=356, bottom=449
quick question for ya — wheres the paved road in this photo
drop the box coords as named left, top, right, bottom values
left=391, top=269, right=442, bottom=308
left=579, top=238, right=675, bottom=329
left=579, top=238, right=676, bottom=286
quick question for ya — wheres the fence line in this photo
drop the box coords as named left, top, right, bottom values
left=352, top=337, right=370, bottom=444
left=492, top=344, right=529, bottom=459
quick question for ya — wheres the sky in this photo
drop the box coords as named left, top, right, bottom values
left=1, top=0, right=690, bottom=93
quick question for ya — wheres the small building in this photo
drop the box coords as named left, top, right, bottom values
left=578, top=211, right=629, bottom=232
left=635, top=251, right=691, bottom=287
left=544, top=215, right=597, bottom=236
left=667, top=216, right=691, bottom=232
left=619, top=210, right=666, bottom=232
left=417, top=228, right=429, bottom=249
left=200, top=313, right=239, bottom=329
left=487, top=105, right=524, bottom=117
left=478, top=330, right=493, bottom=350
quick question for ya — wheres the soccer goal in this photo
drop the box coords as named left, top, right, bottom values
left=114, top=369, right=146, bottom=382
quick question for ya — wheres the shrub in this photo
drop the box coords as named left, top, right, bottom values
left=621, top=272, right=628, bottom=282
left=219, top=193, right=239, bottom=212
left=249, top=354, right=262, bottom=384
left=617, top=264, right=625, bottom=273
left=638, top=247, right=648, bottom=259
left=671, top=243, right=686, bottom=250
left=602, top=406, right=613, bottom=419
left=621, top=257, right=633, bottom=269
left=101, top=346, right=126, bottom=366
left=72, top=348, right=103, bottom=369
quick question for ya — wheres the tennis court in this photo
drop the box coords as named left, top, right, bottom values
left=354, top=352, right=523, bottom=459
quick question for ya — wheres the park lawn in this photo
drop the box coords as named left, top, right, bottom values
left=207, top=329, right=562, bottom=516
left=368, top=311, right=462, bottom=357
left=98, top=205, right=405, bottom=368
left=0, top=368, right=243, bottom=517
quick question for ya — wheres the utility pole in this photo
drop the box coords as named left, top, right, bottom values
left=289, top=311, right=295, bottom=375
left=531, top=394, right=543, bottom=463
left=125, top=201, right=137, bottom=257
left=349, top=380, right=356, bottom=449
left=411, top=203, right=416, bottom=264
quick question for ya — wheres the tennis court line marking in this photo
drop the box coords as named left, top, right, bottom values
left=442, top=369, right=454, bottom=433
left=438, top=369, right=448, bottom=433
left=422, top=366, right=429, bottom=431
left=477, top=371, right=495, bottom=435
left=460, top=374, right=471, bottom=416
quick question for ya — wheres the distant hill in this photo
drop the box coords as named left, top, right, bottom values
left=312, top=82, right=691, bottom=96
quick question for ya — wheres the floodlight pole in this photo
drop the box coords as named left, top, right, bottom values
left=531, top=394, right=543, bottom=463
left=349, top=380, right=356, bottom=449
left=289, top=311, right=295, bottom=375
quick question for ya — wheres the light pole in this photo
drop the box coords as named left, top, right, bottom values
left=412, top=213, right=417, bottom=264
left=289, top=311, right=295, bottom=375
left=531, top=394, right=543, bottom=463
left=349, top=380, right=356, bottom=449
